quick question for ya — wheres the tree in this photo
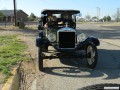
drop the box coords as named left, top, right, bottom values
left=92, top=16, right=98, bottom=19
left=92, top=16, right=98, bottom=22
left=102, top=15, right=111, bottom=22
left=34, top=16, right=39, bottom=21
left=85, top=14, right=91, bottom=21
left=103, top=16, right=107, bottom=22
left=0, top=11, right=5, bottom=21
left=107, top=15, right=111, bottom=22
left=28, top=13, right=37, bottom=21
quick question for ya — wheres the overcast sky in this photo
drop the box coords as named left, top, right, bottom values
left=0, top=0, right=120, bottom=18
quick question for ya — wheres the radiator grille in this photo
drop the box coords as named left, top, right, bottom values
left=59, top=32, right=75, bottom=48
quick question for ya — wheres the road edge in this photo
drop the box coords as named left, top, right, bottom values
left=2, top=61, right=22, bottom=90
left=2, top=67, right=20, bottom=90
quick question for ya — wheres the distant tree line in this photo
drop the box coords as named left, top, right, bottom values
left=79, top=14, right=112, bottom=22
left=79, top=8, right=120, bottom=22
left=28, top=13, right=38, bottom=21
left=102, top=15, right=111, bottom=22
left=0, top=11, right=5, bottom=21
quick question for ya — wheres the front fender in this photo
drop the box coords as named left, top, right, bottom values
left=76, top=37, right=100, bottom=50
left=36, top=37, right=43, bottom=47
left=85, top=37, right=100, bottom=46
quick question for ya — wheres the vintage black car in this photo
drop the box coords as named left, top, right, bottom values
left=36, top=9, right=100, bottom=71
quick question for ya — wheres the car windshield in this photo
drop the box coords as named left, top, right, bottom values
left=41, top=12, right=77, bottom=29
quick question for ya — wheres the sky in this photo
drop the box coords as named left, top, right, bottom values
left=0, top=0, right=120, bottom=19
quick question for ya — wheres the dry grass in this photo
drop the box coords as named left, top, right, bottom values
left=25, top=25, right=37, bottom=30
left=0, top=25, right=19, bottom=30
left=0, top=35, right=30, bottom=85
left=0, top=25, right=38, bottom=30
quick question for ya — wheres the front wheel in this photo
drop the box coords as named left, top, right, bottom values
left=38, top=47, right=43, bottom=71
left=86, top=44, right=98, bottom=69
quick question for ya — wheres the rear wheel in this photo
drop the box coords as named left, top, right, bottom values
left=38, top=46, right=43, bottom=71
left=86, top=44, right=98, bottom=69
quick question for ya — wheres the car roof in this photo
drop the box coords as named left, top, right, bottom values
left=41, top=9, right=80, bottom=14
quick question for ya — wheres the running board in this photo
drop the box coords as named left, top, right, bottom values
left=43, top=54, right=86, bottom=59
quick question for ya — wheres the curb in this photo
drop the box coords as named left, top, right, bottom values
left=2, top=68, right=19, bottom=90
left=2, top=61, right=23, bottom=90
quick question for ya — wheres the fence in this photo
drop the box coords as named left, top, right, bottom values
left=0, top=21, right=38, bottom=29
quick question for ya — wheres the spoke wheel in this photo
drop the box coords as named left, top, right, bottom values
left=86, top=44, right=98, bottom=69
left=38, top=46, right=44, bottom=71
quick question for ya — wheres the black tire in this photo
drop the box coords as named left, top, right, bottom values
left=86, top=44, right=98, bottom=69
left=38, top=46, right=44, bottom=71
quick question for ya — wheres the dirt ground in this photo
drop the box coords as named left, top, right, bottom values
left=17, top=32, right=38, bottom=90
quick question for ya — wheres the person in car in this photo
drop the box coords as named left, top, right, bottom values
left=44, top=12, right=57, bottom=28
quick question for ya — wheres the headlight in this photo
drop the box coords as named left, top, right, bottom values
left=47, top=33, right=56, bottom=42
left=77, top=33, right=87, bottom=42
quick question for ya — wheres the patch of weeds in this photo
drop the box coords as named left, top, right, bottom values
left=0, top=35, right=29, bottom=75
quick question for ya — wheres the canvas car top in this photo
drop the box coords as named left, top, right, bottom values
left=41, top=9, right=80, bottom=14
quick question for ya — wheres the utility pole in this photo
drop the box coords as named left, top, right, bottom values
left=117, top=8, right=120, bottom=22
left=96, top=7, right=98, bottom=21
left=96, top=7, right=100, bottom=21
left=99, top=8, right=100, bottom=19
left=13, top=0, right=17, bottom=26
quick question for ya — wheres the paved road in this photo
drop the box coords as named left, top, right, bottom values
left=33, top=24, right=120, bottom=90
left=77, top=24, right=120, bottom=39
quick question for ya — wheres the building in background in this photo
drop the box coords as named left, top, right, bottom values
left=0, top=9, right=28, bottom=22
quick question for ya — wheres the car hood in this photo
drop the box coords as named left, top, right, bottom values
left=58, top=27, right=76, bottom=32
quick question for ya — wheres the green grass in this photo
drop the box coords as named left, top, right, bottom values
left=0, top=35, right=28, bottom=74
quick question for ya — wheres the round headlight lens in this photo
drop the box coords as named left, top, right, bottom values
left=48, top=33, right=56, bottom=42
left=77, top=33, right=87, bottom=42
